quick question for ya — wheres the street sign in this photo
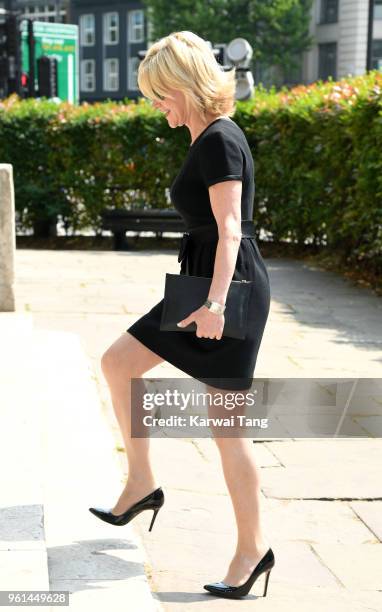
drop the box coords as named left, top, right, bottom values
left=21, top=20, right=79, bottom=103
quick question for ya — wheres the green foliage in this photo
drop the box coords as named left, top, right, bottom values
left=142, top=0, right=314, bottom=81
left=244, top=72, right=382, bottom=276
left=0, top=96, right=186, bottom=234
left=0, top=69, right=382, bottom=277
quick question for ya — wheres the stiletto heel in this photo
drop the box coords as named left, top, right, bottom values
left=263, top=569, right=271, bottom=597
left=203, top=547, right=275, bottom=599
left=148, top=507, right=160, bottom=531
left=89, top=486, right=164, bottom=528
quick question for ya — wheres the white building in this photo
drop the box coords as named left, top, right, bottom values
left=302, top=0, right=382, bottom=82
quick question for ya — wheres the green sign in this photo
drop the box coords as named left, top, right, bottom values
left=21, top=21, right=79, bottom=104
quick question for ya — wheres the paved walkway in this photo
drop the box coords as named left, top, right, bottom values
left=1, top=246, right=381, bottom=611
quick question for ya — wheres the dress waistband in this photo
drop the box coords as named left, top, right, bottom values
left=178, top=219, right=256, bottom=263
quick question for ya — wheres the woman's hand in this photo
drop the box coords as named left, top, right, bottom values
left=177, top=305, right=224, bottom=340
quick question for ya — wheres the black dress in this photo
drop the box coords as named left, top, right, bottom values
left=126, top=117, right=271, bottom=391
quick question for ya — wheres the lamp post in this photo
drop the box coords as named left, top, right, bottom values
left=0, top=8, right=21, bottom=96
left=366, top=0, right=375, bottom=71
left=27, top=17, right=35, bottom=97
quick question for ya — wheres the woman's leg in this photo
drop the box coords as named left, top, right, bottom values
left=206, top=384, right=270, bottom=587
left=101, top=331, right=164, bottom=515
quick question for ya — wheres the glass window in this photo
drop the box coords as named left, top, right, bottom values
left=320, top=0, right=338, bottom=24
left=318, top=42, right=337, bottom=80
left=81, top=59, right=96, bottom=92
left=128, top=10, right=144, bottom=43
left=372, top=40, right=382, bottom=69
left=104, top=58, right=119, bottom=91
left=104, top=12, right=119, bottom=45
left=375, top=0, right=382, bottom=20
left=128, top=57, right=139, bottom=90
left=80, top=14, right=95, bottom=46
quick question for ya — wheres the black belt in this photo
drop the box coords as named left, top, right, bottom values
left=178, top=219, right=256, bottom=264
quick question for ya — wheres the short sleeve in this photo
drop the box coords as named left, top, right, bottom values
left=198, top=130, right=244, bottom=188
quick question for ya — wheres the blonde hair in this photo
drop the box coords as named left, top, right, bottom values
left=137, top=31, right=237, bottom=119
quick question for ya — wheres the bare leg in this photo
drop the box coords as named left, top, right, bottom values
left=101, top=332, right=164, bottom=515
left=206, top=384, right=270, bottom=587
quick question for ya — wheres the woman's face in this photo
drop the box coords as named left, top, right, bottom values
left=151, top=89, right=188, bottom=127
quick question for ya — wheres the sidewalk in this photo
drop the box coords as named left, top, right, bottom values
left=2, top=246, right=382, bottom=611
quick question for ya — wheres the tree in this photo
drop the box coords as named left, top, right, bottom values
left=142, top=0, right=315, bottom=85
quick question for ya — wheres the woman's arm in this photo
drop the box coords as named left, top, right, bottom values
left=177, top=178, right=242, bottom=339
left=207, top=179, right=243, bottom=305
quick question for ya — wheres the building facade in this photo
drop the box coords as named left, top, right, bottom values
left=3, top=0, right=382, bottom=100
left=302, top=0, right=382, bottom=83
left=70, top=0, right=147, bottom=102
left=0, top=0, right=69, bottom=22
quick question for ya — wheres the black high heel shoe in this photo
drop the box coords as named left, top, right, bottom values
left=203, top=547, right=275, bottom=599
left=88, top=486, right=164, bottom=531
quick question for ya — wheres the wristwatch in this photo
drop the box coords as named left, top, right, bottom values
left=203, top=298, right=226, bottom=315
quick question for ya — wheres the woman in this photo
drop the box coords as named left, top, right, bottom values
left=89, top=30, right=275, bottom=599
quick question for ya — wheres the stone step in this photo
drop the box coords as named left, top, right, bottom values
left=0, top=316, right=50, bottom=609
left=0, top=322, right=162, bottom=611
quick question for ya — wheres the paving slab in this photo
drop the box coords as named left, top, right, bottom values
left=0, top=550, right=49, bottom=605
left=349, top=501, right=382, bottom=542
left=312, top=543, right=382, bottom=590
left=267, top=439, right=382, bottom=467
left=256, top=440, right=382, bottom=499
left=261, top=465, right=382, bottom=499
left=258, top=498, right=377, bottom=545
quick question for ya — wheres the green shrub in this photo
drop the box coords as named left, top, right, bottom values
left=0, top=71, right=381, bottom=276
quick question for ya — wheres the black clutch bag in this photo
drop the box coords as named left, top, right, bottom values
left=159, top=273, right=253, bottom=340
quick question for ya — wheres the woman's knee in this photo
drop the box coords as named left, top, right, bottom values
left=101, top=346, right=120, bottom=378
left=101, top=334, right=154, bottom=380
left=101, top=344, right=136, bottom=380
left=101, top=332, right=163, bottom=381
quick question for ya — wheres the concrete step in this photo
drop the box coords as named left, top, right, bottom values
left=0, top=316, right=162, bottom=611
left=0, top=311, right=34, bottom=337
left=0, top=313, right=50, bottom=610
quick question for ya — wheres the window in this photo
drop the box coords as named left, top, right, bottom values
left=104, top=12, right=119, bottom=45
left=21, top=4, right=67, bottom=22
left=318, top=42, right=337, bottom=80
left=128, top=10, right=144, bottom=43
left=375, top=0, right=382, bottom=20
left=128, top=57, right=139, bottom=90
left=81, top=59, right=96, bottom=92
left=372, top=40, right=382, bottom=69
left=320, top=0, right=338, bottom=24
left=80, top=14, right=95, bottom=46
left=104, top=58, right=119, bottom=91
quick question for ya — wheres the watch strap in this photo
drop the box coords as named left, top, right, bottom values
left=204, top=299, right=226, bottom=314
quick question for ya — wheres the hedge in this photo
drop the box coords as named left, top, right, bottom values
left=0, top=70, right=381, bottom=276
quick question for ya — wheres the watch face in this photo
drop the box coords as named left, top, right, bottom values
left=205, top=300, right=225, bottom=314
left=212, top=304, right=223, bottom=314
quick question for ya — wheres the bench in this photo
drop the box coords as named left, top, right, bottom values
left=101, top=208, right=187, bottom=250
